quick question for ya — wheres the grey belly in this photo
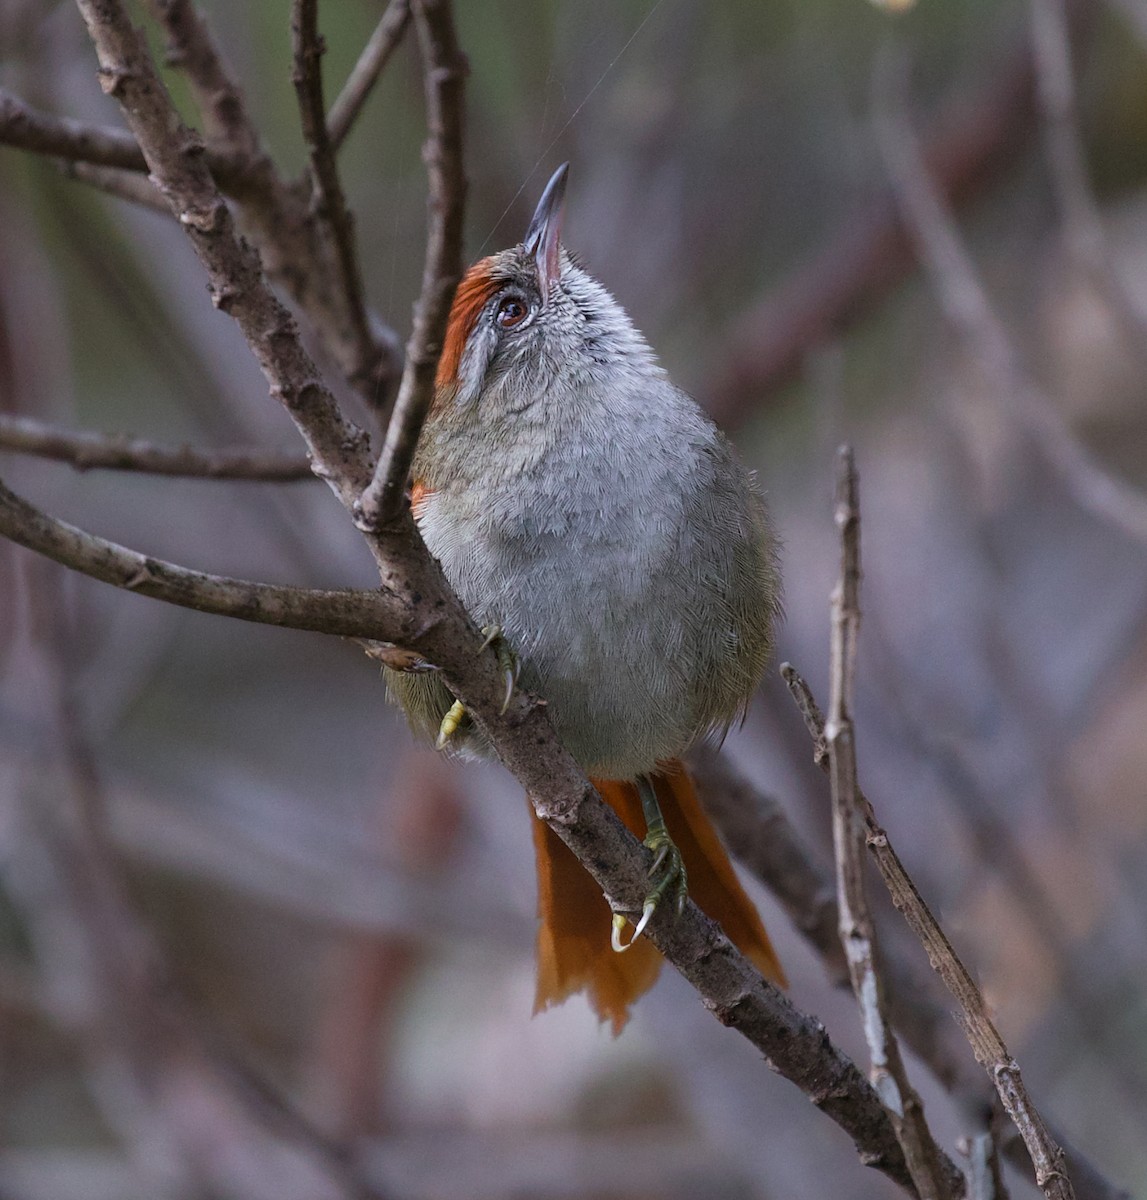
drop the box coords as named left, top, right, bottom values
left=449, top=532, right=701, bottom=778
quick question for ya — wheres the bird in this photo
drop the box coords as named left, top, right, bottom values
left=386, top=164, right=785, bottom=1033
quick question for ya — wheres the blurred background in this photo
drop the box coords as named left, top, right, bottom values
left=1, top=0, right=1146, bottom=1196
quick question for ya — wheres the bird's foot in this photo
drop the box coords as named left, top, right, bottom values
left=435, top=625, right=520, bottom=750
left=478, top=624, right=520, bottom=715
left=611, top=818, right=688, bottom=952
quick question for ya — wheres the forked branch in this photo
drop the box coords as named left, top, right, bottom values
left=826, top=448, right=952, bottom=1200
left=0, top=415, right=314, bottom=481
left=783, top=653, right=1076, bottom=1199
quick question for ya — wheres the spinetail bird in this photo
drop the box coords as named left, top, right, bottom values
left=387, top=164, right=786, bottom=1033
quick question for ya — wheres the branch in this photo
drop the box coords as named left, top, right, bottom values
left=142, top=0, right=264, bottom=157
left=700, top=715, right=1128, bottom=1200
left=58, top=158, right=169, bottom=211
left=782, top=660, right=1077, bottom=1200
left=3, top=493, right=954, bottom=1196
left=0, top=84, right=243, bottom=184
left=826, top=448, right=953, bottom=1200
left=963, top=1112, right=1010, bottom=1200
left=0, top=414, right=315, bottom=480
left=0, top=475, right=409, bottom=641
left=328, top=0, right=412, bottom=151
left=356, top=0, right=467, bottom=529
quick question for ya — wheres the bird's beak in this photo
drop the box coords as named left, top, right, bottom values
left=523, top=163, right=568, bottom=303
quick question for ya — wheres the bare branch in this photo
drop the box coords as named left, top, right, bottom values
left=356, top=0, right=467, bottom=530
left=963, top=1113, right=1010, bottom=1200
left=0, top=83, right=243, bottom=183
left=782, top=664, right=1125, bottom=1200
left=873, top=51, right=1147, bottom=547
left=782, top=656, right=1076, bottom=1200
left=696, top=744, right=1127, bottom=1200
left=696, top=743, right=992, bottom=1106
left=0, top=83, right=145, bottom=170
left=826, top=448, right=953, bottom=1200
left=0, top=475, right=408, bottom=641
left=0, top=414, right=315, bottom=480
left=142, top=0, right=264, bottom=157
left=57, top=158, right=169, bottom=211
left=143, top=0, right=401, bottom=400
left=328, top=0, right=412, bottom=151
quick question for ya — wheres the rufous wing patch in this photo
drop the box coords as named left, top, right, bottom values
left=436, top=258, right=502, bottom=392
left=410, top=478, right=432, bottom=519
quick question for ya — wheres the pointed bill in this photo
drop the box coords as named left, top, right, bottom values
left=522, top=162, right=569, bottom=302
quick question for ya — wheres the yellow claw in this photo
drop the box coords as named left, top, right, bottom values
left=611, top=904, right=656, bottom=953
left=436, top=699, right=467, bottom=750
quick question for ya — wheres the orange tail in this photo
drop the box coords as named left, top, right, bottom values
left=532, top=759, right=786, bottom=1035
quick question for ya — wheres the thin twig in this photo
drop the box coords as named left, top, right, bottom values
left=328, top=0, right=412, bottom=151
left=356, top=0, right=467, bottom=530
left=963, top=1110, right=1011, bottom=1200
left=873, top=49, right=1147, bottom=547
left=1029, top=0, right=1147, bottom=363
left=137, top=0, right=402, bottom=403
left=0, top=84, right=243, bottom=183
left=825, top=448, right=953, bottom=1200
left=782, top=659, right=1076, bottom=1200
left=291, top=0, right=376, bottom=387
left=0, top=414, right=315, bottom=480
left=141, top=0, right=402, bottom=400
left=0, top=475, right=409, bottom=641
left=58, top=159, right=169, bottom=212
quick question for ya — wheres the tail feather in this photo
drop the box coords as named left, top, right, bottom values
left=531, top=759, right=785, bottom=1035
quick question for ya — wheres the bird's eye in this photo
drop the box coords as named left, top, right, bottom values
left=495, top=296, right=529, bottom=329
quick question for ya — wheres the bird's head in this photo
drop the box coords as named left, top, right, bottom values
left=432, top=164, right=658, bottom=421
